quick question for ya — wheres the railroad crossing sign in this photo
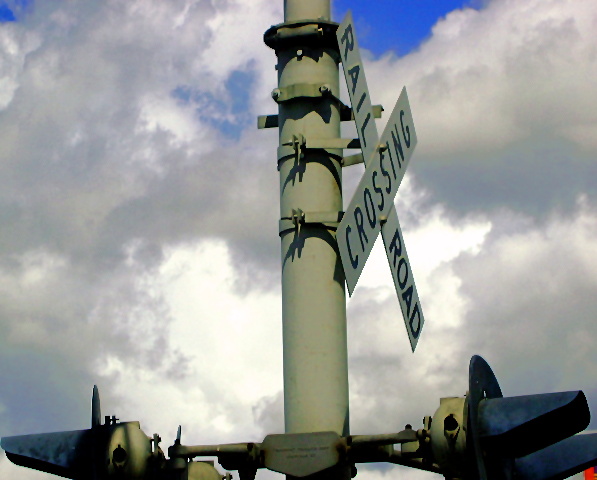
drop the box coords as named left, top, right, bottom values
left=336, top=11, right=424, bottom=351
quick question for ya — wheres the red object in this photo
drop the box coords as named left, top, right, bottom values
left=585, top=467, right=595, bottom=480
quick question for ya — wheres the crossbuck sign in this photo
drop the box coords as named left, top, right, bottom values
left=336, top=11, right=425, bottom=351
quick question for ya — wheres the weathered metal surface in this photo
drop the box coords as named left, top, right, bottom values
left=271, top=83, right=339, bottom=103
left=2, top=429, right=94, bottom=478
left=478, top=390, right=589, bottom=458
left=515, top=433, right=597, bottom=480
left=187, top=462, right=224, bottom=480
left=466, top=355, right=597, bottom=480
left=266, top=0, right=351, bottom=441
left=429, top=397, right=467, bottom=477
left=92, top=384, right=101, bottom=428
left=349, top=429, right=417, bottom=447
left=262, top=432, right=342, bottom=477
left=258, top=105, right=383, bottom=129
left=279, top=210, right=343, bottom=236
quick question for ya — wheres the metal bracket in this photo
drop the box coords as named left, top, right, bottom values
left=257, top=115, right=279, bottom=129
left=340, top=103, right=384, bottom=123
left=271, top=83, right=339, bottom=103
left=277, top=134, right=356, bottom=169
left=264, top=20, right=340, bottom=52
left=341, top=152, right=364, bottom=167
left=279, top=209, right=344, bottom=236
left=277, top=134, right=306, bottom=165
left=258, top=104, right=383, bottom=129
left=306, top=137, right=360, bottom=149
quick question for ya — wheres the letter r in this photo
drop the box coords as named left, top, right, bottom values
left=340, top=24, right=354, bottom=61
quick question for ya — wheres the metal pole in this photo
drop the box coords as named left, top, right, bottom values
left=283, top=0, right=330, bottom=22
left=265, top=0, right=349, bottom=439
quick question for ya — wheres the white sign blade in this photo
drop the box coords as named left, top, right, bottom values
left=336, top=13, right=425, bottom=349
left=337, top=11, right=379, bottom=161
left=337, top=87, right=417, bottom=295
left=381, top=208, right=424, bottom=351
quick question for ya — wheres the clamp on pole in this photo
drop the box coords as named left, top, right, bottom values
left=278, top=134, right=357, bottom=170
left=279, top=210, right=344, bottom=236
left=271, top=82, right=342, bottom=104
left=258, top=104, right=383, bottom=130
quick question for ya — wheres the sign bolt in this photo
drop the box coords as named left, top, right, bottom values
left=319, top=84, right=331, bottom=95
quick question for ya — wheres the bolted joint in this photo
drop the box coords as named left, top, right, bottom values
left=428, top=397, right=468, bottom=478
left=271, top=83, right=339, bottom=103
left=319, top=84, right=332, bottom=95
left=443, top=413, right=461, bottom=443
left=292, top=208, right=306, bottom=231
left=263, top=20, right=340, bottom=53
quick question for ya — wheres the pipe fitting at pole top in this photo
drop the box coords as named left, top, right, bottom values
left=284, top=0, right=331, bottom=22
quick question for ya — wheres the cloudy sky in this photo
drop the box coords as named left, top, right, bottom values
left=1, top=1, right=596, bottom=479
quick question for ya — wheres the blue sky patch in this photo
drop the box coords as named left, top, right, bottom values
left=171, top=69, right=255, bottom=141
left=0, top=2, right=16, bottom=21
left=0, top=0, right=32, bottom=22
left=333, top=0, right=483, bottom=56
left=226, top=70, right=253, bottom=116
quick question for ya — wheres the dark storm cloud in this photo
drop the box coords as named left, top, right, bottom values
left=412, top=137, right=597, bottom=219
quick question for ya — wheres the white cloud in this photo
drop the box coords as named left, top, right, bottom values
left=366, top=0, right=597, bottom=157
left=457, top=196, right=597, bottom=394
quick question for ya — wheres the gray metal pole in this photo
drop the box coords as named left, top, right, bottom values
left=265, top=0, right=349, bottom=439
left=283, top=0, right=330, bottom=22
